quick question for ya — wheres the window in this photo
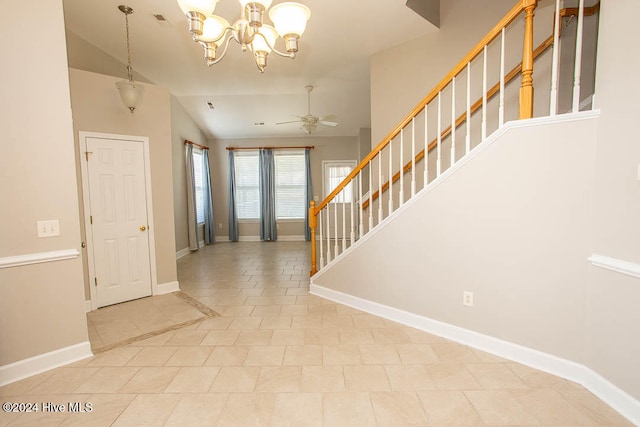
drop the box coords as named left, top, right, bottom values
left=234, top=153, right=260, bottom=219
left=192, top=149, right=205, bottom=224
left=323, top=161, right=356, bottom=203
left=234, top=151, right=306, bottom=220
left=275, top=152, right=305, bottom=219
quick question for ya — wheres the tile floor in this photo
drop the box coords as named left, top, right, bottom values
left=87, top=292, right=216, bottom=353
left=0, top=241, right=634, bottom=426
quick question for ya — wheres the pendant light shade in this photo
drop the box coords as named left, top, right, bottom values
left=116, top=80, right=144, bottom=113
left=269, top=2, right=311, bottom=37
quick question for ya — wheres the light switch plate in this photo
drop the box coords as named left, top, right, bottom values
left=37, top=220, right=60, bottom=238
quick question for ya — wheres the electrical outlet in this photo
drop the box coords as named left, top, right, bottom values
left=463, top=291, right=474, bottom=307
left=276, top=223, right=280, bottom=230
left=218, top=223, right=222, bottom=229
left=37, top=220, right=60, bottom=238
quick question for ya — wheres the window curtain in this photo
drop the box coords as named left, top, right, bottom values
left=228, top=150, right=239, bottom=242
left=304, top=148, right=313, bottom=241
left=202, top=149, right=215, bottom=245
left=185, top=144, right=199, bottom=250
left=259, top=149, right=277, bottom=241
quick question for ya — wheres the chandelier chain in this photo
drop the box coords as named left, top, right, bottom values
left=122, top=7, right=133, bottom=82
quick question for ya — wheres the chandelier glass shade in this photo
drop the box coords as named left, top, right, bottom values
left=116, top=5, right=144, bottom=113
left=177, top=0, right=311, bottom=72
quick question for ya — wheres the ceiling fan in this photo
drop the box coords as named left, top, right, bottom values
left=276, top=85, right=339, bottom=134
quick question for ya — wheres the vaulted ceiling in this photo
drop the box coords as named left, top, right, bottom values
left=63, top=0, right=438, bottom=139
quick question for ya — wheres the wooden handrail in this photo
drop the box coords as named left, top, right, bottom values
left=312, top=0, right=528, bottom=215
left=361, top=34, right=554, bottom=209
left=359, top=1, right=600, bottom=209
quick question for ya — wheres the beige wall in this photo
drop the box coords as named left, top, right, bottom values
left=587, top=0, right=640, bottom=399
left=68, top=68, right=178, bottom=291
left=65, top=29, right=152, bottom=84
left=208, top=136, right=359, bottom=241
left=314, top=117, right=597, bottom=363
left=370, top=0, right=516, bottom=146
left=0, top=0, right=88, bottom=365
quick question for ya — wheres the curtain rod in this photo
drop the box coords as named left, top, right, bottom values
left=184, top=140, right=209, bottom=150
left=226, top=146, right=314, bottom=151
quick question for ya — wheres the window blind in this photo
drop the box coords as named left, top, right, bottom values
left=233, top=150, right=306, bottom=220
left=275, top=152, right=305, bottom=219
left=192, top=149, right=205, bottom=223
left=235, top=153, right=260, bottom=219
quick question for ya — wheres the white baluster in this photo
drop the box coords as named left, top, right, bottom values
left=334, top=192, right=339, bottom=258
left=466, top=62, right=471, bottom=154
left=424, top=105, right=429, bottom=186
left=482, top=45, right=488, bottom=141
left=550, top=0, right=561, bottom=115
left=378, top=155, right=383, bottom=224
left=349, top=180, right=355, bottom=244
left=342, top=187, right=347, bottom=253
left=399, top=129, right=404, bottom=205
left=326, top=205, right=331, bottom=263
left=451, top=76, right=456, bottom=166
left=388, top=139, right=393, bottom=215
left=572, top=0, right=585, bottom=112
left=368, top=161, right=373, bottom=231
left=318, top=210, right=324, bottom=268
left=358, top=171, right=364, bottom=238
left=411, top=118, right=416, bottom=197
left=499, top=27, right=505, bottom=127
left=437, top=91, right=442, bottom=176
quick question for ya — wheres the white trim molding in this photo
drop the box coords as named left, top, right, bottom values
left=155, top=281, right=180, bottom=295
left=0, top=342, right=93, bottom=387
left=309, top=283, right=640, bottom=425
left=176, top=247, right=191, bottom=260
left=588, top=254, right=640, bottom=279
left=0, top=249, right=80, bottom=269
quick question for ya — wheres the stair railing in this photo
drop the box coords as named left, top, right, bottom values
left=309, top=0, right=597, bottom=276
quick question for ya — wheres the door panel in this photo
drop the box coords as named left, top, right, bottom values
left=87, top=137, right=152, bottom=307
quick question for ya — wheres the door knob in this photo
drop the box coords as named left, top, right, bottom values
left=140, top=225, right=147, bottom=231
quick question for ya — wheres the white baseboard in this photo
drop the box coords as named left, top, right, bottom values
left=0, top=341, right=93, bottom=387
left=155, top=281, right=180, bottom=295
left=176, top=247, right=191, bottom=260
left=309, top=284, right=640, bottom=425
left=85, top=300, right=92, bottom=313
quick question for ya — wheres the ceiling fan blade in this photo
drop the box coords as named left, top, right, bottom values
left=276, top=120, right=303, bottom=125
left=319, top=115, right=336, bottom=121
left=319, top=120, right=339, bottom=127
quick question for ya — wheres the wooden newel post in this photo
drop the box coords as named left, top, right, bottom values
left=309, top=200, right=318, bottom=276
left=519, top=0, right=537, bottom=119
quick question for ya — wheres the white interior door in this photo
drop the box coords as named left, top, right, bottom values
left=86, top=136, right=152, bottom=307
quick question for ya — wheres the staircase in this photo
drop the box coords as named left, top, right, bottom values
left=308, top=0, right=600, bottom=276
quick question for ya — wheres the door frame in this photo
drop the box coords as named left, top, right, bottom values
left=79, top=131, right=158, bottom=311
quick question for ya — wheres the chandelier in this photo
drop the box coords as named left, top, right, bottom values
left=177, top=0, right=311, bottom=73
left=115, top=5, right=144, bottom=113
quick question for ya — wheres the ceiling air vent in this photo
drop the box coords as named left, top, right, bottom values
left=153, top=14, right=172, bottom=27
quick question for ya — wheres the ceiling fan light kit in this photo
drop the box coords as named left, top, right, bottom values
left=276, top=85, right=339, bottom=134
left=177, top=0, right=311, bottom=72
